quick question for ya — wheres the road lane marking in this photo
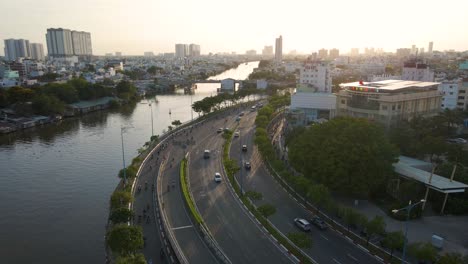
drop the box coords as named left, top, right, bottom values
left=347, top=253, right=358, bottom=262
left=332, top=258, right=343, bottom=264
left=320, top=234, right=329, bottom=241
left=171, top=225, right=193, bottom=230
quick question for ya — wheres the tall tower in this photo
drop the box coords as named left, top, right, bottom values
left=275, top=35, right=283, bottom=63
left=3, top=39, right=31, bottom=61
left=428, top=41, right=433, bottom=54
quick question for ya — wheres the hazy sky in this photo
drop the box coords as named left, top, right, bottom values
left=1, top=0, right=468, bottom=56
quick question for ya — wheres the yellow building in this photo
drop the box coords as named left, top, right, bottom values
left=337, top=80, right=441, bottom=126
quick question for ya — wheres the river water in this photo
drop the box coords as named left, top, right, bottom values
left=0, top=61, right=259, bottom=264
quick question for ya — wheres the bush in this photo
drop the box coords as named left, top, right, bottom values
left=110, top=207, right=134, bottom=224
left=111, top=191, right=133, bottom=209
left=106, top=224, right=144, bottom=256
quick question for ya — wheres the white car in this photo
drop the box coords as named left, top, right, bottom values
left=294, top=218, right=311, bottom=232
left=234, top=132, right=240, bottom=137
left=214, top=172, right=222, bottom=183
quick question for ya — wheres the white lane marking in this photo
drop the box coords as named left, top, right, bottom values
left=333, top=258, right=343, bottom=264
left=171, top=225, right=193, bottom=230
left=347, top=253, right=358, bottom=262
left=320, top=234, right=329, bottom=241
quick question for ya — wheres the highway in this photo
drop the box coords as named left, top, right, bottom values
left=188, top=106, right=292, bottom=264
left=231, top=109, right=382, bottom=264
left=134, top=121, right=218, bottom=264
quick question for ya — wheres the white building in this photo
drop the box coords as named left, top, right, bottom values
left=256, top=79, right=268, bottom=89
left=46, top=28, right=92, bottom=58
left=220, top=78, right=235, bottom=91
left=275, top=35, right=282, bottom=63
left=402, top=61, right=434, bottom=82
left=30, top=43, right=45, bottom=61
left=290, top=59, right=336, bottom=125
left=439, top=80, right=461, bottom=110
left=262, top=46, right=273, bottom=56
left=175, top=44, right=188, bottom=58
left=189, top=44, right=201, bottom=57
left=4, top=39, right=31, bottom=61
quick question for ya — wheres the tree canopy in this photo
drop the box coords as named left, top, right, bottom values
left=106, top=224, right=144, bottom=256
left=288, top=117, right=399, bottom=197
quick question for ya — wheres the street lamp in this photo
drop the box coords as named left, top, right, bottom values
left=120, top=126, right=128, bottom=187
left=392, top=199, right=426, bottom=264
left=238, top=120, right=243, bottom=196
left=149, top=102, right=154, bottom=137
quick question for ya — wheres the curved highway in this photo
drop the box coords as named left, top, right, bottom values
left=231, top=109, right=382, bottom=264
left=188, top=106, right=291, bottom=264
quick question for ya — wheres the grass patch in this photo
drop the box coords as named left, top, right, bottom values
left=180, top=158, right=203, bottom=225
left=287, top=232, right=312, bottom=248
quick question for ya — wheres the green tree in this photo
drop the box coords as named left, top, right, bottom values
left=43, top=83, right=79, bottom=103
left=288, top=117, right=399, bottom=197
left=437, top=252, right=465, bottom=264
left=343, top=207, right=359, bottom=231
left=245, top=191, right=263, bottom=200
left=365, top=216, right=386, bottom=246
left=147, top=66, right=158, bottom=75
left=110, top=191, right=133, bottom=209
left=115, top=253, right=147, bottom=264
left=381, top=231, right=404, bottom=259
left=408, top=242, right=438, bottom=263
left=287, top=232, right=312, bottom=248
left=106, top=224, right=144, bottom=256
left=6, top=86, right=35, bottom=104
left=37, top=72, right=59, bottom=82
left=257, top=204, right=276, bottom=218
left=172, top=120, right=182, bottom=127
left=110, top=207, right=134, bottom=224
left=31, top=94, right=65, bottom=115
left=116, top=80, right=137, bottom=100
left=307, top=184, right=330, bottom=211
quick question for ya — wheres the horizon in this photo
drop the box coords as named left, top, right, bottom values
left=1, top=0, right=468, bottom=56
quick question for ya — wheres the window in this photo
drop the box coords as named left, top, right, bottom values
left=450, top=92, right=453, bottom=95
left=449, top=85, right=453, bottom=88
left=458, top=96, right=465, bottom=100
left=392, top=105, right=396, bottom=110
left=457, top=102, right=464, bottom=106
left=441, top=104, right=445, bottom=107
left=382, top=105, right=388, bottom=110
left=398, top=105, right=401, bottom=110
left=460, top=90, right=466, bottom=93
left=341, top=99, right=346, bottom=104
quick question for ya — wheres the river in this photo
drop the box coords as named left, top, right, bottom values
left=0, top=61, right=259, bottom=264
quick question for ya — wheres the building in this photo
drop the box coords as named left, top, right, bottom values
left=275, top=35, right=282, bottom=63
left=245, top=50, right=257, bottom=56
left=350, top=48, right=359, bottom=56
left=329, top=48, right=339, bottom=59
left=175, top=44, right=188, bottom=58
left=256, top=79, right=268, bottom=89
left=189, top=44, right=201, bottom=57
left=411, top=45, right=417, bottom=55
left=402, top=61, right=434, bottom=82
left=298, top=59, right=332, bottom=92
left=220, top=78, right=235, bottom=91
left=337, top=80, right=441, bottom=126
left=46, top=28, right=92, bottom=59
left=30, top=43, right=45, bottom=61
left=428, top=42, right=433, bottom=54
left=262, top=46, right=273, bottom=56
left=4, top=39, right=31, bottom=61
left=438, top=80, right=462, bottom=110
left=396, top=48, right=411, bottom=58
left=290, top=59, right=336, bottom=125
left=318, top=49, right=328, bottom=59
left=115, top=52, right=122, bottom=57
left=459, top=79, right=468, bottom=111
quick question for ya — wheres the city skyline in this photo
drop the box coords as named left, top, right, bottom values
left=1, top=0, right=468, bottom=56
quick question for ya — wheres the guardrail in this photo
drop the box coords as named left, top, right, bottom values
left=184, top=153, right=232, bottom=264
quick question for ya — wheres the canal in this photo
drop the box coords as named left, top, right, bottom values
left=0, top=61, right=259, bottom=264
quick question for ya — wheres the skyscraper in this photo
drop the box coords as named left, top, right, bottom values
left=3, top=39, right=31, bottom=61
left=318, top=49, right=328, bottom=59
left=189, top=44, right=201, bottom=57
left=175, top=44, right=188, bottom=58
left=262, top=46, right=273, bottom=56
left=46, top=28, right=92, bottom=58
left=329, top=48, right=339, bottom=59
left=30, top=43, right=45, bottom=61
left=275, top=35, right=282, bottom=63
left=428, top=42, right=433, bottom=54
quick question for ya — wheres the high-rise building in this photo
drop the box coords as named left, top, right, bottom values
left=318, top=49, right=328, bottom=59
left=428, top=42, right=433, bottom=54
left=246, top=50, right=257, bottom=56
left=262, top=46, right=273, bottom=56
left=189, top=44, right=201, bottom=57
left=350, top=48, right=359, bottom=56
left=329, top=48, right=339, bottom=59
left=175, top=44, right=188, bottom=58
left=3, top=39, right=31, bottom=61
left=115, top=52, right=122, bottom=57
left=30, top=43, right=45, bottom=61
left=411, top=45, right=417, bottom=55
left=275, top=35, right=282, bottom=63
left=396, top=48, right=411, bottom=58
left=402, top=61, right=434, bottom=82
left=144, top=52, right=154, bottom=57
left=46, top=28, right=92, bottom=58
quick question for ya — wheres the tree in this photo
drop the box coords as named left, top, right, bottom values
left=307, top=184, right=330, bottom=211
left=343, top=207, right=359, bottom=231
left=408, top=242, right=438, bottom=263
left=381, top=231, right=404, bottom=260
left=115, top=253, right=146, bottom=264
left=287, top=232, right=312, bottom=248
left=116, top=80, right=137, bottom=100
left=5, top=86, right=35, bottom=104
left=111, top=191, right=133, bottom=209
left=438, top=252, right=465, bottom=264
left=106, top=224, right=144, bottom=256
left=245, top=191, right=263, bottom=200
left=147, top=66, right=158, bottom=75
left=110, top=207, right=134, bottom=224
left=365, top=216, right=386, bottom=246
left=171, top=120, right=182, bottom=127
left=43, top=83, right=79, bottom=103
left=31, top=94, right=65, bottom=115
left=288, top=117, right=399, bottom=197
left=37, top=72, right=59, bottom=82
left=257, top=204, right=276, bottom=218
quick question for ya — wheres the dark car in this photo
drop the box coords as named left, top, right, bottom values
left=244, top=161, right=251, bottom=170
left=242, top=145, right=247, bottom=152
left=310, top=216, right=328, bottom=230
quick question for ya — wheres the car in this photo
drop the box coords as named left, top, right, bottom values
left=214, top=172, right=222, bottom=183
left=250, top=106, right=256, bottom=112
left=242, top=145, right=247, bottom=151
left=217, top=128, right=223, bottom=133
left=236, top=116, right=241, bottom=121
left=203, top=149, right=210, bottom=159
left=447, top=138, right=467, bottom=144
left=224, top=127, right=230, bottom=132
left=234, top=131, right=240, bottom=137
left=244, top=161, right=251, bottom=169
left=239, top=112, right=245, bottom=116
left=294, top=218, right=311, bottom=231
left=310, top=216, right=328, bottom=230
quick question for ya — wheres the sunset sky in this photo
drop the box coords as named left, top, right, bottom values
left=1, top=0, right=468, bottom=56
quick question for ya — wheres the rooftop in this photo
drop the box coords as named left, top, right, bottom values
left=340, top=80, right=440, bottom=92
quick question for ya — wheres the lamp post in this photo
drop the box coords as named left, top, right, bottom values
left=120, top=126, right=127, bottom=187
left=392, top=199, right=426, bottom=264
left=238, top=120, right=243, bottom=196
left=149, top=102, right=154, bottom=137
